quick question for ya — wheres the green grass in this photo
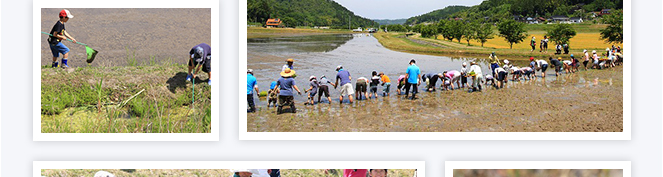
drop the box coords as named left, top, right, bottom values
left=41, top=61, right=211, bottom=133
left=125, top=46, right=138, bottom=66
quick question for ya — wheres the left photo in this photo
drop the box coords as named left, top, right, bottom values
left=33, top=1, right=219, bottom=140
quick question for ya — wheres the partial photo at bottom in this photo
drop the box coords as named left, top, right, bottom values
left=445, top=161, right=630, bottom=177
left=34, top=161, right=424, bottom=177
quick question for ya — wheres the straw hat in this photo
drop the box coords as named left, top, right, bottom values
left=280, top=68, right=296, bottom=77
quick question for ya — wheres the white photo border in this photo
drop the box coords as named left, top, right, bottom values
left=33, top=0, right=220, bottom=141
left=445, top=161, right=630, bottom=177
left=34, top=161, right=425, bottom=177
left=238, top=0, right=631, bottom=140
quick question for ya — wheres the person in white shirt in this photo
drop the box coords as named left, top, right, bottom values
left=509, top=66, right=521, bottom=81
left=467, top=61, right=483, bottom=92
left=592, top=50, right=600, bottom=69
left=582, top=49, right=590, bottom=70
left=519, top=67, right=534, bottom=80
left=282, top=58, right=294, bottom=72
left=494, top=67, right=507, bottom=89
left=535, top=59, right=549, bottom=78
left=460, top=62, right=468, bottom=88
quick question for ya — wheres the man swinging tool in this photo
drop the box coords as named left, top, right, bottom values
left=48, top=9, right=77, bottom=68
left=186, top=43, right=212, bottom=85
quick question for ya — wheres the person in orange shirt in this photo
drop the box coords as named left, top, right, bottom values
left=379, top=72, right=391, bottom=96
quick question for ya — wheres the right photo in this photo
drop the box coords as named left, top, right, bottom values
left=453, top=169, right=623, bottom=177
left=243, top=0, right=627, bottom=134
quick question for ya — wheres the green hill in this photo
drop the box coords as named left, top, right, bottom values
left=373, top=19, right=407, bottom=25
left=405, top=0, right=623, bottom=24
left=247, top=0, right=379, bottom=28
left=404, top=6, right=470, bottom=25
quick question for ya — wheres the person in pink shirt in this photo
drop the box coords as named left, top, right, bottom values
left=396, top=75, right=406, bottom=95
left=442, top=70, right=461, bottom=90
left=344, top=169, right=368, bottom=177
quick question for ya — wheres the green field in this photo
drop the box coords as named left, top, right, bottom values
left=41, top=63, right=211, bottom=133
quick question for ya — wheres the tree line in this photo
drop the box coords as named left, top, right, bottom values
left=383, top=10, right=622, bottom=48
left=407, top=0, right=622, bottom=25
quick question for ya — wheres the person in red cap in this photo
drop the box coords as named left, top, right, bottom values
left=48, top=9, right=77, bottom=68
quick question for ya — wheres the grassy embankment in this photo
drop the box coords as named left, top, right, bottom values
left=248, top=26, right=356, bottom=39
left=374, top=23, right=616, bottom=60
left=41, top=54, right=211, bottom=133
left=41, top=169, right=417, bottom=177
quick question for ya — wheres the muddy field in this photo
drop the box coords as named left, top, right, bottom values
left=40, top=8, right=211, bottom=67
left=453, top=169, right=623, bottom=177
left=247, top=34, right=623, bottom=132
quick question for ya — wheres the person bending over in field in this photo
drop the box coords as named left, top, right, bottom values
left=396, top=75, right=406, bottom=95
left=509, top=65, right=521, bottom=81
left=549, top=57, right=563, bottom=77
left=379, top=72, right=391, bottom=96
left=443, top=70, right=461, bottom=90
left=304, top=76, right=319, bottom=105
left=494, top=67, right=507, bottom=89
left=519, top=67, right=534, bottom=80
left=187, top=43, right=212, bottom=85
left=317, top=75, right=335, bottom=104
left=421, top=72, right=441, bottom=92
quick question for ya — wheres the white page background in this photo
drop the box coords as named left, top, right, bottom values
left=2, top=0, right=661, bottom=176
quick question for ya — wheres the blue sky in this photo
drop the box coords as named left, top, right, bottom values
left=334, top=0, right=485, bottom=19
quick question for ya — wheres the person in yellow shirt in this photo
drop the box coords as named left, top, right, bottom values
left=379, top=72, right=391, bottom=96
left=489, top=52, right=501, bottom=75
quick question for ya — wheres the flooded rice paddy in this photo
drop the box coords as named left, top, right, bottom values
left=247, top=34, right=623, bottom=132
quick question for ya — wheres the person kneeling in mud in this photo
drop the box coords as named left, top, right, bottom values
left=304, top=76, right=319, bottom=105
left=275, top=68, right=301, bottom=114
left=421, top=72, right=441, bottom=92
left=494, top=67, right=507, bottom=89
left=187, top=43, right=212, bottom=85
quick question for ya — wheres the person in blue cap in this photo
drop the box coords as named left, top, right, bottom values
left=187, top=43, right=212, bottom=85
left=48, top=9, right=77, bottom=68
